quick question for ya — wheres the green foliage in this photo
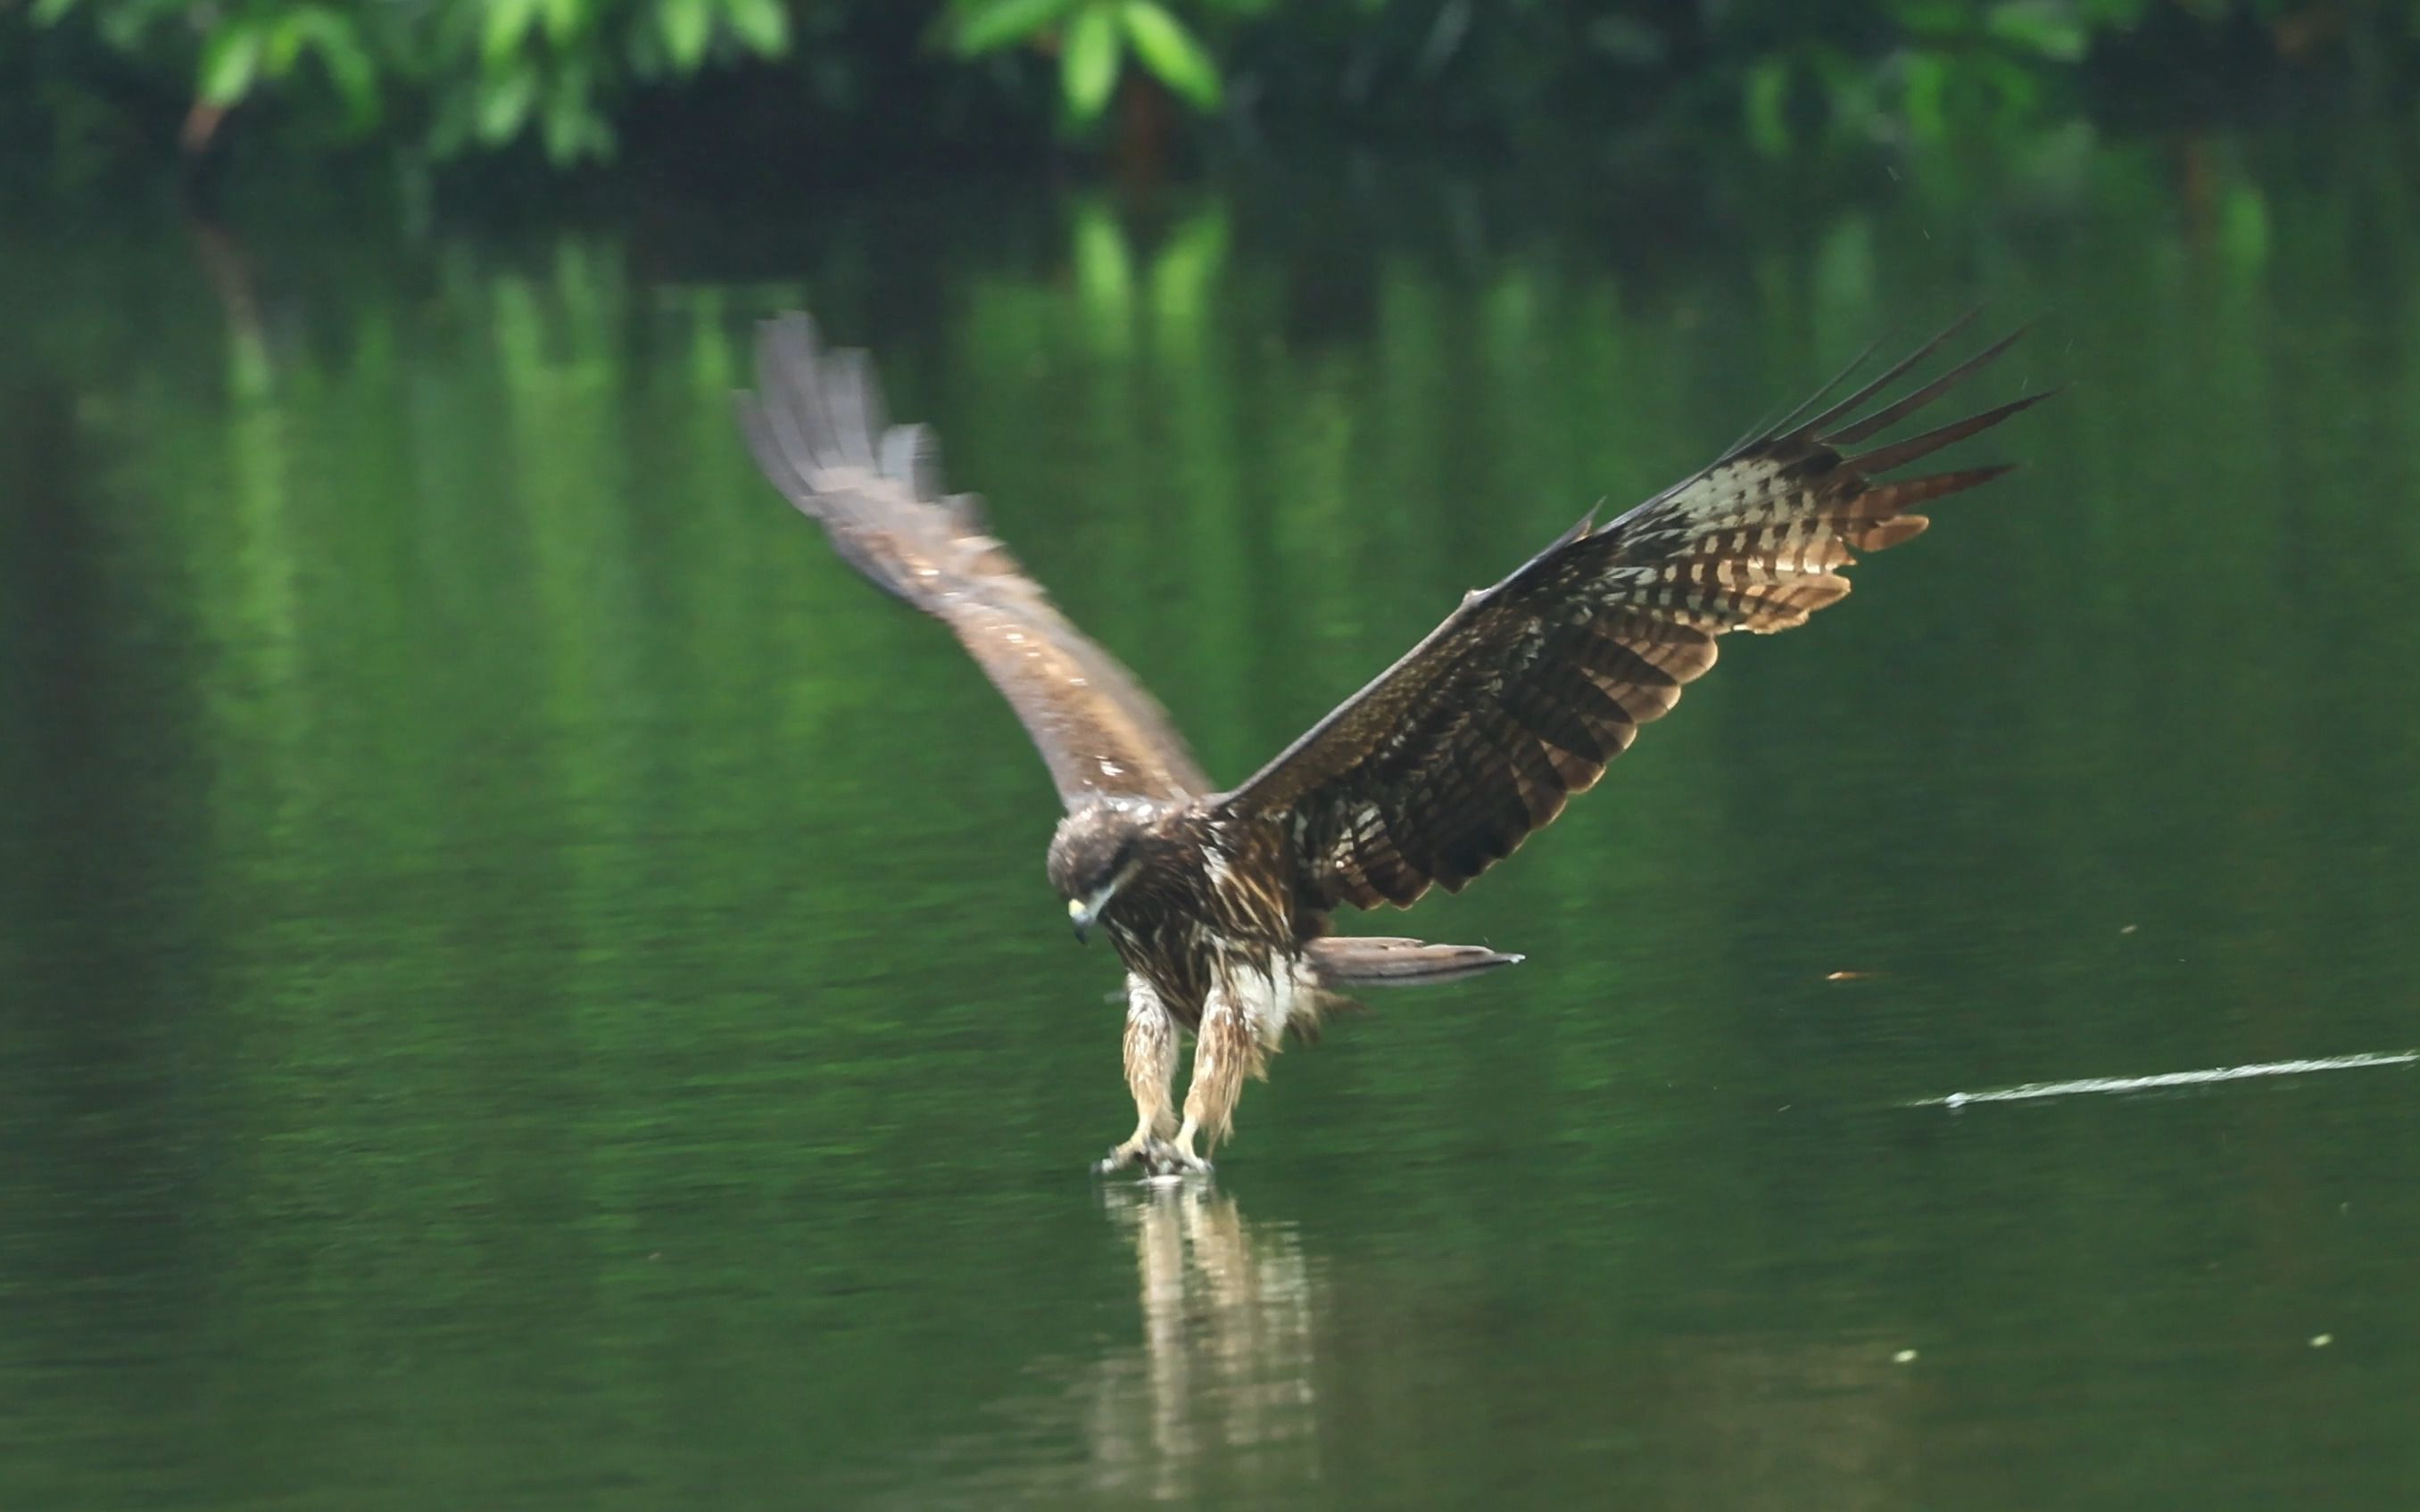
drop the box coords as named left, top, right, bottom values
left=1120, top=3, right=1221, bottom=108
left=12, top=0, right=2412, bottom=172
left=948, top=0, right=1224, bottom=121
left=1721, top=0, right=2107, bottom=153
left=1061, top=5, right=1123, bottom=120
left=29, top=0, right=796, bottom=163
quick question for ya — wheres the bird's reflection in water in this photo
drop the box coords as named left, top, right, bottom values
left=1066, top=1186, right=1924, bottom=1508
left=1079, top=1183, right=1320, bottom=1500
left=883, top=1185, right=1316, bottom=1509
left=899, top=1187, right=1923, bottom=1509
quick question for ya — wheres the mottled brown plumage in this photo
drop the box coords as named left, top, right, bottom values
left=737, top=321, right=1209, bottom=807
left=736, top=311, right=2045, bottom=1177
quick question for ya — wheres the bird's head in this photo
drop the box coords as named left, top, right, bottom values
left=1047, top=802, right=1152, bottom=944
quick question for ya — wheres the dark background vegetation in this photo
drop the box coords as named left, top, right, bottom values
left=5, top=0, right=2412, bottom=200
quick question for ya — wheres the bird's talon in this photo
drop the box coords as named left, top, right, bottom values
left=1136, top=1136, right=1212, bottom=1179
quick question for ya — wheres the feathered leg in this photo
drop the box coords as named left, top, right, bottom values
left=1094, top=977, right=1179, bottom=1176
left=1164, top=991, right=1262, bottom=1176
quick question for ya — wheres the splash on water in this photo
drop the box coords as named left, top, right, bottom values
left=1914, top=1051, right=2418, bottom=1109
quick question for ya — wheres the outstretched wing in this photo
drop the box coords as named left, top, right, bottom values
left=736, top=314, right=1211, bottom=808
left=1219, top=316, right=2049, bottom=912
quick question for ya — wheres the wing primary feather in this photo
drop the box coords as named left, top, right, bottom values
left=880, top=423, right=944, bottom=499
left=752, top=318, right=833, bottom=497
left=734, top=393, right=844, bottom=535
left=768, top=313, right=849, bottom=475
left=1733, top=335, right=1882, bottom=454
left=1859, top=464, right=2018, bottom=516
left=739, top=385, right=918, bottom=607
left=1839, top=388, right=2056, bottom=475
left=1821, top=323, right=2031, bottom=447
left=738, top=312, right=1214, bottom=808
left=821, top=348, right=883, bottom=470
left=1790, top=306, right=1984, bottom=442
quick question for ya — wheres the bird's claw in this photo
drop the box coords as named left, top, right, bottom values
left=1091, top=1136, right=1213, bottom=1180
left=1141, top=1136, right=1214, bottom=1179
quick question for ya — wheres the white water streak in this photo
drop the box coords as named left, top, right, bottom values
left=1913, top=1051, right=2418, bottom=1109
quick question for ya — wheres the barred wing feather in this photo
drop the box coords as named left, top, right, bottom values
left=1219, top=317, right=2049, bottom=912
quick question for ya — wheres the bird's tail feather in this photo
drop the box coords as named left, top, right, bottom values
left=1306, top=937, right=1522, bottom=987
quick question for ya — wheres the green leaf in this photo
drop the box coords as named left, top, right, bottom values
left=661, top=0, right=715, bottom=70
left=1987, top=0, right=2089, bottom=62
left=1121, top=1, right=1219, bottom=109
left=477, top=67, right=539, bottom=144
left=198, top=23, right=264, bottom=107
left=723, top=0, right=791, bottom=55
left=484, top=0, right=543, bottom=66
left=1061, top=4, right=1122, bottom=120
left=302, top=14, right=381, bottom=129
left=266, top=12, right=311, bottom=73
left=954, top=0, right=1076, bottom=55
left=261, top=9, right=380, bottom=127
left=31, top=0, right=84, bottom=28
left=544, top=0, right=585, bottom=45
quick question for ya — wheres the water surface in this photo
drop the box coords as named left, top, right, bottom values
left=5, top=126, right=2419, bottom=1508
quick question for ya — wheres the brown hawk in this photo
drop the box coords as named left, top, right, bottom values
left=736, top=312, right=2044, bottom=1177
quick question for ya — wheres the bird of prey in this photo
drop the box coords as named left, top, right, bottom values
left=737, top=312, right=2043, bottom=1177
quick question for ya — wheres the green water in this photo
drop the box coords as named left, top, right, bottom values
left=6, top=126, right=2420, bottom=1509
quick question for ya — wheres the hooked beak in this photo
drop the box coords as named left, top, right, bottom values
left=1068, top=881, right=1117, bottom=945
